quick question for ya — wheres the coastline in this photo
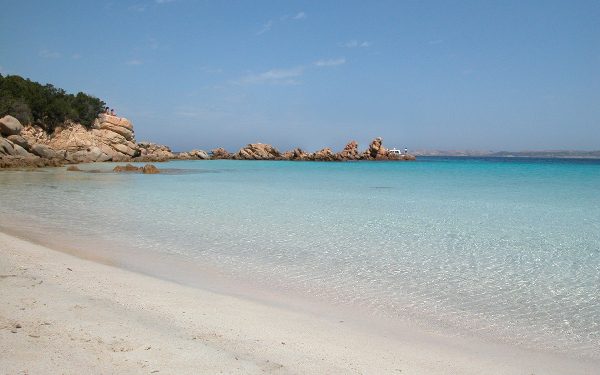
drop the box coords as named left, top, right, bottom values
left=1, top=230, right=597, bottom=374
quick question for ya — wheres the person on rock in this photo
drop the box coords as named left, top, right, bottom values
left=110, top=108, right=116, bottom=116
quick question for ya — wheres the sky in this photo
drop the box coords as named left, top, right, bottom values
left=1, top=0, right=599, bottom=152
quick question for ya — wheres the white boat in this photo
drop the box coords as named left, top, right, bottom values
left=389, top=148, right=402, bottom=155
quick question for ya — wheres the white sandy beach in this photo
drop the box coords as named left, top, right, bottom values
left=0, top=230, right=596, bottom=374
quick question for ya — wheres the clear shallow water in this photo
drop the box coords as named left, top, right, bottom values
left=1, top=157, right=600, bottom=358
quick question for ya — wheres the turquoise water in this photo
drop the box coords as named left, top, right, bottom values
left=1, top=157, right=599, bottom=358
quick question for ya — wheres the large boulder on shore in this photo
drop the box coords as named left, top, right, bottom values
left=0, top=115, right=23, bottom=136
left=95, top=114, right=135, bottom=141
left=19, top=120, right=140, bottom=163
left=0, top=137, right=16, bottom=156
left=1, top=136, right=33, bottom=158
left=7, top=135, right=29, bottom=150
left=233, top=143, right=281, bottom=160
left=0, top=155, right=63, bottom=168
left=66, top=146, right=112, bottom=163
left=31, top=144, right=61, bottom=159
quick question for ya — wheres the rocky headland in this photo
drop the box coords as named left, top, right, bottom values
left=1, top=114, right=415, bottom=169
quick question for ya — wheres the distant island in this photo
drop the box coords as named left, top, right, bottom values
left=413, top=150, right=600, bottom=159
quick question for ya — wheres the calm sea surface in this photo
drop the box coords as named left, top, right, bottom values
left=1, top=157, right=599, bottom=358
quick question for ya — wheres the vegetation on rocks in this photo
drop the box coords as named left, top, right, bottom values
left=0, top=74, right=105, bottom=132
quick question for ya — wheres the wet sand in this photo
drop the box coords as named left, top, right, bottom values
left=0, top=231, right=596, bottom=374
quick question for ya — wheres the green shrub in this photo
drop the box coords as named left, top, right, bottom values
left=0, top=74, right=105, bottom=132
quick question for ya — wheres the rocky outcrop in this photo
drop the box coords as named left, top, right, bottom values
left=67, top=146, right=112, bottom=163
left=31, top=144, right=61, bottom=159
left=233, top=143, right=281, bottom=160
left=2, top=110, right=417, bottom=168
left=136, top=142, right=174, bottom=162
left=210, top=148, right=231, bottom=159
left=0, top=115, right=23, bottom=136
left=6, top=135, right=29, bottom=150
left=177, top=149, right=210, bottom=160
left=1, top=137, right=32, bottom=157
left=0, top=155, right=63, bottom=168
left=337, top=141, right=360, bottom=160
left=281, top=148, right=309, bottom=160
left=19, top=116, right=140, bottom=163
left=388, top=152, right=416, bottom=161
left=362, top=137, right=387, bottom=160
left=310, top=147, right=338, bottom=161
left=95, top=114, right=135, bottom=141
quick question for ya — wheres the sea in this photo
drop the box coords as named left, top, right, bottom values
left=1, top=157, right=599, bottom=359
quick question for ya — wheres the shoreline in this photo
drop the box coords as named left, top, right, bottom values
left=1, top=230, right=597, bottom=374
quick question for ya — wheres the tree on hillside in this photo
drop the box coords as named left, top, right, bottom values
left=0, top=74, right=105, bottom=132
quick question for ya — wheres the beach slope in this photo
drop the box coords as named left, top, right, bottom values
left=0, top=231, right=595, bottom=374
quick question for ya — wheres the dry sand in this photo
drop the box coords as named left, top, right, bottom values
left=1, top=231, right=597, bottom=374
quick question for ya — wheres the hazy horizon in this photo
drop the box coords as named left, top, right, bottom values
left=1, top=0, right=599, bottom=152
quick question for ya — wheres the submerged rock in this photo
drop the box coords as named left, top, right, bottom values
left=113, top=163, right=160, bottom=174
left=142, top=164, right=160, bottom=174
left=113, top=164, right=140, bottom=172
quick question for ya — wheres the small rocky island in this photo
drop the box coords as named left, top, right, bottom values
left=1, top=113, right=415, bottom=168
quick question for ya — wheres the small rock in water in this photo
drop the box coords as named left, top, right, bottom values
left=66, top=165, right=81, bottom=171
left=113, top=163, right=160, bottom=174
left=113, top=163, right=140, bottom=172
left=142, top=164, right=160, bottom=174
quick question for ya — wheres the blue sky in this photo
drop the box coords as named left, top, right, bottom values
left=1, top=0, right=599, bottom=151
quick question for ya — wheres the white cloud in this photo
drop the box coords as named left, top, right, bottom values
left=125, top=59, right=143, bottom=66
left=129, top=4, right=147, bottom=12
left=314, top=58, right=346, bottom=67
left=39, top=49, right=61, bottom=59
left=0, top=66, right=6, bottom=74
left=240, top=67, right=304, bottom=85
left=200, top=66, right=223, bottom=74
left=71, top=53, right=82, bottom=59
left=261, top=11, right=305, bottom=34
left=344, top=40, right=371, bottom=48
left=293, top=11, right=306, bottom=20
left=257, top=20, right=273, bottom=35
left=148, top=37, right=159, bottom=50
